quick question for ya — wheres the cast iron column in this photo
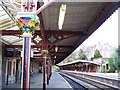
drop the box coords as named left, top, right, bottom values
left=43, top=54, right=47, bottom=90
left=16, top=13, right=40, bottom=90
left=41, top=40, right=48, bottom=90
left=21, top=34, right=32, bottom=90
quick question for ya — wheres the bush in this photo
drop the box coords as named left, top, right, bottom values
left=52, top=65, right=60, bottom=71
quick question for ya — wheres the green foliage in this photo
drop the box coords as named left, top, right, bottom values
left=108, top=48, right=120, bottom=73
left=64, top=49, right=88, bottom=63
left=94, top=49, right=102, bottom=58
left=90, top=57, right=94, bottom=61
left=116, top=52, right=120, bottom=71
left=78, top=49, right=87, bottom=60
left=90, top=49, right=102, bottom=60
left=111, top=50, right=120, bottom=72
left=41, top=50, right=48, bottom=54
left=108, top=58, right=116, bottom=73
left=66, top=51, right=80, bottom=63
left=52, top=65, right=60, bottom=71
left=67, top=55, right=76, bottom=62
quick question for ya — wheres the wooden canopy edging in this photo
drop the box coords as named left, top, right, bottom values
left=0, top=30, right=85, bottom=36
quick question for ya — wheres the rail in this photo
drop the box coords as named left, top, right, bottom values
left=60, top=70, right=120, bottom=90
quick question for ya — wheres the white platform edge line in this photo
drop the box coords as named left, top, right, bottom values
left=60, top=73, right=73, bottom=89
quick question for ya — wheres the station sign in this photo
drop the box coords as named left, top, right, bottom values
left=6, top=48, right=13, bottom=51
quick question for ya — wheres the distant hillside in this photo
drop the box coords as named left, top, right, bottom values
left=82, top=43, right=116, bottom=60
left=61, top=43, right=117, bottom=63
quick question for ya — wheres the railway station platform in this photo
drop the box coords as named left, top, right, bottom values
left=2, top=71, right=72, bottom=89
left=81, top=72, right=119, bottom=80
left=0, top=1, right=119, bottom=90
left=61, top=70, right=119, bottom=80
left=60, top=70, right=120, bottom=89
left=47, top=71, right=72, bottom=88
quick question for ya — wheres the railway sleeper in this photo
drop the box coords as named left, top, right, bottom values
left=60, top=71, right=120, bottom=90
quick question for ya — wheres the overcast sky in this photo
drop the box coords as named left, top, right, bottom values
left=77, top=9, right=118, bottom=50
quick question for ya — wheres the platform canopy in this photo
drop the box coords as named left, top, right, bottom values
left=0, top=0, right=119, bottom=64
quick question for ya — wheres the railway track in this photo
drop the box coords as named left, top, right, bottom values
left=61, top=74, right=88, bottom=90
left=60, top=70, right=120, bottom=90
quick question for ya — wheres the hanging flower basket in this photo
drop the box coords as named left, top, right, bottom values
left=15, top=12, right=40, bottom=34
left=41, top=50, right=49, bottom=54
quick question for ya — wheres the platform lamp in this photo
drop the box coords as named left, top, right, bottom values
left=55, top=46, right=58, bottom=52
left=54, top=56, right=57, bottom=59
left=16, top=12, right=40, bottom=89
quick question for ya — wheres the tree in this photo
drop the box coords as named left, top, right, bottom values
left=108, top=47, right=120, bottom=73
left=91, top=49, right=102, bottom=60
left=65, top=52, right=77, bottom=63
left=78, top=49, right=87, bottom=60
left=67, top=55, right=76, bottom=62
left=67, top=50, right=84, bottom=62
left=116, top=47, right=120, bottom=72
left=93, top=49, right=102, bottom=59
left=110, top=48, right=120, bottom=72
left=52, top=65, right=60, bottom=71
left=108, top=58, right=116, bottom=73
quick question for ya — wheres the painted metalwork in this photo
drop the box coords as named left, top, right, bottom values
left=16, top=11, right=40, bottom=89
left=21, top=35, right=32, bottom=89
left=14, top=0, right=53, bottom=89
left=16, top=13, right=40, bottom=34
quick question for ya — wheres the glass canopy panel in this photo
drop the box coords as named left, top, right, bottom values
left=0, top=1, right=18, bottom=30
left=1, top=36, right=21, bottom=44
left=0, top=6, right=16, bottom=30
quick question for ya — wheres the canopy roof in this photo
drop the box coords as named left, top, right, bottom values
left=0, top=1, right=119, bottom=64
left=57, top=59, right=100, bottom=66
